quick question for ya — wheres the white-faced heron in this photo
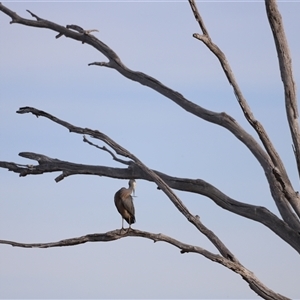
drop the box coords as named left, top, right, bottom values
left=114, top=179, right=136, bottom=229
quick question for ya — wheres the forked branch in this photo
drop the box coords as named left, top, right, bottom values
left=1, top=149, right=299, bottom=253
left=16, top=106, right=238, bottom=262
left=83, top=136, right=131, bottom=166
left=0, top=2, right=298, bottom=298
left=189, top=0, right=286, bottom=177
left=188, top=0, right=300, bottom=225
left=1, top=2, right=298, bottom=231
left=1, top=3, right=298, bottom=229
left=265, top=0, right=300, bottom=181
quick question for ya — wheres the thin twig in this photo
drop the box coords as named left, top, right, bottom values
left=83, top=135, right=131, bottom=165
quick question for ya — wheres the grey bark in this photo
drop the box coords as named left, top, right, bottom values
left=0, top=229, right=290, bottom=300
left=0, top=1, right=299, bottom=299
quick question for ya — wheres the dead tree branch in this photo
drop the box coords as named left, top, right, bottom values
left=16, top=106, right=239, bottom=262
left=0, top=229, right=290, bottom=300
left=188, top=0, right=300, bottom=226
left=83, top=136, right=131, bottom=166
left=0, top=3, right=298, bottom=298
left=1, top=149, right=299, bottom=253
left=0, top=9, right=278, bottom=166
left=0, top=107, right=300, bottom=253
left=0, top=152, right=132, bottom=182
left=189, top=0, right=287, bottom=178
left=2, top=2, right=298, bottom=232
left=1, top=3, right=298, bottom=230
left=265, top=0, right=300, bottom=182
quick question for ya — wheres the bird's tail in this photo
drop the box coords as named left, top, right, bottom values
left=126, top=215, right=136, bottom=225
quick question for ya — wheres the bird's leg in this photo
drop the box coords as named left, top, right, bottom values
left=127, top=223, right=132, bottom=232
left=119, top=218, right=124, bottom=234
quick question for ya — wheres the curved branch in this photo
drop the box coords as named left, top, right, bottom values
left=0, top=4, right=296, bottom=299
left=0, top=229, right=290, bottom=300
left=188, top=0, right=300, bottom=225
left=188, top=0, right=289, bottom=181
left=1, top=3, right=298, bottom=230
left=15, top=106, right=239, bottom=262
left=189, top=0, right=286, bottom=178
left=0, top=229, right=214, bottom=255
left=1, top=3, right=298, bottom=232
left=83, top=135, right=131, bottom=166
left=0, top=152, right=132, bottom=182
left=0, top=8, right=274, bottom=173
left=0, top=151, right=299, bottom=254
left=265, top=0, right=300, bottom=211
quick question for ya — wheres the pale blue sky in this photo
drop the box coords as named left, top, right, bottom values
left=0, top=1, right=299, bottom=299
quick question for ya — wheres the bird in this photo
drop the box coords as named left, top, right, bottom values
left=114, top=179, right=136, bottom=230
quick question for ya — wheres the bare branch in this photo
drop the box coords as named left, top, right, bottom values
left=15, top=106, right=239, bottom=262
left=16, top=106, right=134, bottom=160
left=26, top=9, right=41, bottom=21
left=0, top=152, right=132, bottom=182
left=188, top=0, right=209, bottom=36
left=88, top=61, right=114, bottom=68
left=0, top=3, right=298, bottom=298
left=0, top=229, right=290, bottom=300
left=2, top=3, right=297, bottom=229
left=189, top=0, right=288, bottom=179
left=1, top=150, right=299, bottom=253
left=0, top=4, right=276, bottom=175
left=188, top=0, right=300, bottom=228
left=0, top=0, right=298, bottom=234
left=190, top=2, right=289, bottom=178
left=0, top=229, right=215, bottom=255
left=83, top=135, right=131, bottom=166
left=66, top=24, right=85, bottom=33
left=265, top=0, right=300, bottom=182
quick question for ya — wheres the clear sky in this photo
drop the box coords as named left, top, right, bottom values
left=0, top=1, right=299, bottom=299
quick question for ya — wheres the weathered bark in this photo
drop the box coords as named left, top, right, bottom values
left=0, top=108, right=299, bottom=254
left=1, top=2, right=298, bottom=233
left=0, top=229, right=290, bottom=300
left=189, top=0, right=300, bottom=231
left=265, top=0, right=300, bottom=214
left=0, top=1, right=299, bottom=299
left=14, top=106, right=239, bottom=262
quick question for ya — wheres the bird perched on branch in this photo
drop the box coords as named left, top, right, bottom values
left=114, top=179, right=136, bottom=230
